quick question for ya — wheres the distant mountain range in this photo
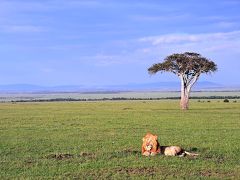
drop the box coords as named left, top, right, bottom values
left=0, top=82, right=239, bottom=93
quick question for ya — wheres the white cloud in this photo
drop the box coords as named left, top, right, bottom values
left=0, top=0, right=175, bottom=16
left=0, top=0, right=110, bottom=13
left=0, top=25, right=46, bottom=33
left=139, top=31, right=240, bottom=45
left=78, top=54, right=121, bottom=66
left=79, top=50, right=151, bottom=67
left=222, top=0, right=240, bottom=5
left=44, top=31, right=240, bottom=67
left=131, top=14, right=189, bottom=22
left=41, top=68, right=55, bottom=73
left=215, top=21, right=237, bottom=28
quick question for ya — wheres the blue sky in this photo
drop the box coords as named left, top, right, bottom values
left=0, top=0, right=240, bottom=86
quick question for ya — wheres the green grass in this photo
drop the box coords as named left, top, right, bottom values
left=0, top=100, right=239, bottom=179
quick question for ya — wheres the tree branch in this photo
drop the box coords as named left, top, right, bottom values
left=187, top=74, right=200, bottom=92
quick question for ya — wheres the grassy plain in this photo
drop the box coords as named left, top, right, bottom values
left=0, top=100, right=239, bottom=179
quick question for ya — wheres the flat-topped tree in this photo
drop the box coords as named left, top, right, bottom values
left=148, top=52, right=217, bottom=110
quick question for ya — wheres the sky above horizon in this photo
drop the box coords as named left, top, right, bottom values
left=1, top=0, right=240, bottom=86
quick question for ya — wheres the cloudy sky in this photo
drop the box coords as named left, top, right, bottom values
left=0, top=0, right=240, bottom=86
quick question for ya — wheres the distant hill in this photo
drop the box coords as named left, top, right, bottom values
left=0, top=82, right=238, bottom=93
left=0, top=84, right=85, bottom=93
left=102, top=81, right=224, bottom=91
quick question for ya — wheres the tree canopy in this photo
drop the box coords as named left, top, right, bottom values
left=148, top=52, right=217, bottom=76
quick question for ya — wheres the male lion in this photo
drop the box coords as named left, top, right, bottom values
left=159, top=146, right=199, bottom=157
left=142, top=133, right=198, bottom=157
left=141, top=133, right=160, bottom=156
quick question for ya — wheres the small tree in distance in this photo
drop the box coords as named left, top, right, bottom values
left=148, top=52, right=217, bottom=110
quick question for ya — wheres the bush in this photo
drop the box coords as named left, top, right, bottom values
left=223, top=99, right=229, bottom=103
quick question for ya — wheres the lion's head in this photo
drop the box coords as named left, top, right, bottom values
left=142, top=133, right=160, bottom=156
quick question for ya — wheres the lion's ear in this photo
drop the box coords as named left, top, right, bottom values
left=154, top=135, right=158, bottom=140
left=142, top=137, right=145, bottom=142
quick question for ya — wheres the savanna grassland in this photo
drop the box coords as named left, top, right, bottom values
left=0, top=100, right=239, bottom=179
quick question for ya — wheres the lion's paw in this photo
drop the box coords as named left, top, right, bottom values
left=142, top=151, right=150, bottom=156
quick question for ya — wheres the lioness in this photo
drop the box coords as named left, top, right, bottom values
left=142, top=133, right=198, bottom=157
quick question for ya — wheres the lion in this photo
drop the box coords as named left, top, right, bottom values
left=142, top=133, right=199, bottom=157
left=142, top=133, right=160, bottom=156
left=159, top=146, right=198, bottom=157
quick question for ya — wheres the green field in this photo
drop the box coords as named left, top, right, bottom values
left=0, top=100, right=239, bottom=179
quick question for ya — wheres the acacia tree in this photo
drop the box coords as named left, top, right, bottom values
left=148, top=52, right=217, bottom=110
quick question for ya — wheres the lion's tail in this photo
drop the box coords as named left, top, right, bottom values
left=184, top=151, right=199, bottom=156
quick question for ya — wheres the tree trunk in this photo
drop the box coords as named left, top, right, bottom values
left=179, top=75, right=190, bottom=110
left=179, top=74, right=199, bottom=110
left=180, top=87, right=190, bottom=110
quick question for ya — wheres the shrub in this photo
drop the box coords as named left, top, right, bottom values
left=223, top=99, right=229, bottom=103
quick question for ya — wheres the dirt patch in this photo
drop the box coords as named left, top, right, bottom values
left=45, top=153, right=74, bottom=160
left=122, top=107, right=133, bottom=110
left=24, top=159, right=36, bottom=166
left=116, top=167, right=157, bottom=176
left=45, top=152, right=97, bottom=161
left=121, top=149, right=140, bottom=155
left=186, top=155, right=198, bottom=160
left=203, top=154, right=226, bottom=164
left=79, top=152, right=96, bottom=159
left=66, top=166, right=160, bottom=179
left=24, top=159, right=34, bottom=164
left=106, top=149, right=141, bottom=159
left=197, top=170, right=236, bottom=178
